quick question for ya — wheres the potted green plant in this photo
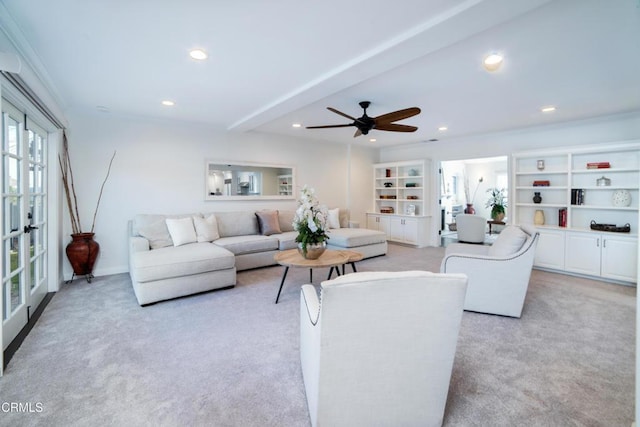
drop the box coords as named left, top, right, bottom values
left=485, top=187, right=507, bottom=222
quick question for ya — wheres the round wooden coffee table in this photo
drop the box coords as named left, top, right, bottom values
left=273, top=249, right=348, bottom=304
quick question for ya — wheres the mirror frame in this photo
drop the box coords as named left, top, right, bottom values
left=205, top=160, right=296, bottom=201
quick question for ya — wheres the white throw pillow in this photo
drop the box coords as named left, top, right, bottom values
left=193, top=214, right=220, bottom=242
left=166, top=217, right=197, bottom=247
left=488, top=226, right=527, bottom=257
left=327, top=208, right=341, bottom=229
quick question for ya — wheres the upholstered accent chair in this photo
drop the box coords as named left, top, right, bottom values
left=299, top=271, right=468, bottom=427
left=440, top=225, right=540, bottom=318
left=455, top=214, right=487, bottom=243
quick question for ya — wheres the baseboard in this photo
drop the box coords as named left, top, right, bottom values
left=3, top=292, right=55, bottom=370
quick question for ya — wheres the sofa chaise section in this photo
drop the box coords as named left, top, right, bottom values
left=129, top=238, right=236, bottom=305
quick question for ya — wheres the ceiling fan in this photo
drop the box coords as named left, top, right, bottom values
left=306, top=101, right=421, bottom=138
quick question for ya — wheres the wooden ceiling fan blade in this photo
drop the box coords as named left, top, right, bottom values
left=306, top=124, right=354, bottom=129
left=375, top=123, right=418, bottom=133
left=327, top=107, right=358, bottom=122
left=374, top=107, right=421, bottom=124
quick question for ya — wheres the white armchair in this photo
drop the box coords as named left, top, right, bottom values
left=455, top=214, right=487, bottom=243
left=440, top=225, right=539, bottom=318
left=300, top=271, right=468, bottom=427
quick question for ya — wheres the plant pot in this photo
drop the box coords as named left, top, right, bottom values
left=492, top=212, right=505, bottom=222
left=66, top=233, right=99, bottom=281
left=297, top=242, right=326, bottom=260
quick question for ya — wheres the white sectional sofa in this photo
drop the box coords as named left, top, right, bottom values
left=128, top=209, right=387, bottom=305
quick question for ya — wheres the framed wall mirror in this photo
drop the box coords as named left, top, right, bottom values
left=205, top=161, right=296, bottom=200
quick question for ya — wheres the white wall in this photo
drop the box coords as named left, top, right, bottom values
left=63, top=111, right=377, bottom=277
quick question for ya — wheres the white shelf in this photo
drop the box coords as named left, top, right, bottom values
left=513, top=142, right=639, bottom=283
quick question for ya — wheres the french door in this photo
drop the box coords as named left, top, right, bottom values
left=2, top=100, right=48, bottom=350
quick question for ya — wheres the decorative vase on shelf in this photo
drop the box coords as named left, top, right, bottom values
left=297, top=242, right=326, bottom=260
left=534, top=210, right=545, bottom=225
left=464, top=204, right=475, bottom=214
left=66, top=233, right=100, bottom=282
left=533, top=192, right=542, bottom=204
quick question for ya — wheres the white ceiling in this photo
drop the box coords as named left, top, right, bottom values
left=1, top=0, right=639, bottom=147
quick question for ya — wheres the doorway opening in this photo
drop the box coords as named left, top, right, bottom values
left=439, top=156, right=508, bottom=246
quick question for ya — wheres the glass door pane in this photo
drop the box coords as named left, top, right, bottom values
left=2, top=100, right=49, bottom=353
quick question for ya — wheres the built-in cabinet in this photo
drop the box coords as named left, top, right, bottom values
left=513, top=142, right=639, bottom=284
left=368, top=160, right=431, bottom=247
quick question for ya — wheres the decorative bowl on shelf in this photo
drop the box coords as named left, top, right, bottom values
left=596, top=176, right=610, bottom=186
left=612, top=189, right=631, bottom=207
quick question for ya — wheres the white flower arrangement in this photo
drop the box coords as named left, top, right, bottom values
left=293, top=185, right=329, bottom=252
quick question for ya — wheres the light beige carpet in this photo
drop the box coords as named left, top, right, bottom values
left=0, top=243, right=635, bottom=426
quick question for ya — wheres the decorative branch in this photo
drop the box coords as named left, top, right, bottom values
left=59, top=132, right=80, bottom=234
left=90, top=151, right=116, bottom=233
left=59, top=131, right=116, bottom=235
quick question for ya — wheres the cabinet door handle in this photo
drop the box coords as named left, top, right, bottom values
left=596, top=238, right=600, bottom=247
left=603, top=239, right=606, bottom=248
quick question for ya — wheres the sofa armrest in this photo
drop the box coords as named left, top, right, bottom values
left=130, top=236, right=150, bottom=253
left=301, top=284, right=320, bottom=325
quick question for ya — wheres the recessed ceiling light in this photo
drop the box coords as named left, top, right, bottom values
left=369, top=138, right=376, bottom=143
left=292, top=123, right=302, bottom=128
left=438, top=126, right=448, bottom=131
left=483, top=53, right=503, bottom=72
left=541, top=106, right=556, bottom=113
left=189, top=49, right=208, bottom=60
left=162, top=100, right=175, bottom=106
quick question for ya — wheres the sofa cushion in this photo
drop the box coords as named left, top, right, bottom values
left=278, top=210, right=295, bottom=232
left=488, top=226, right=528, bottom=257
left=339, top=209, right=350, bottom=228
left=166, top=217, right=197, bottom=247
left=134, top=213, right=200, bottom=249
left=327, top=228, right=386, bottom=248
left=131, top=242, right=234, bottom=283
left=193, top=214, right=220, bottom=242
left=214, top=211, right=260, bottom=237
left=214, top=235, right=279, bottom=255
left=255, top=210, right=282, bottom=236
left=327, top=208, right=341, bottom=229
left=275, top=231, right=298, bottom=250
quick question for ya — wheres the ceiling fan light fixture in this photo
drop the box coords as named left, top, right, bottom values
left=483, top=53, right=503, bottom=72
left=189, top=49, right=208, bottom=60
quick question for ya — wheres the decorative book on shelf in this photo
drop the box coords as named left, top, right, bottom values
left=558, top=208, right=567, bottom=227
left=571, top=189, right=585, bottom=205
left=586, top=162, right=611, bottom=169
left=380, top=206, right=394, bottom=214
left=533, top=180, right=550, bottom=186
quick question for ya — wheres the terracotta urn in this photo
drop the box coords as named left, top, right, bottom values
left=66, top=233, right=99, bottom=281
